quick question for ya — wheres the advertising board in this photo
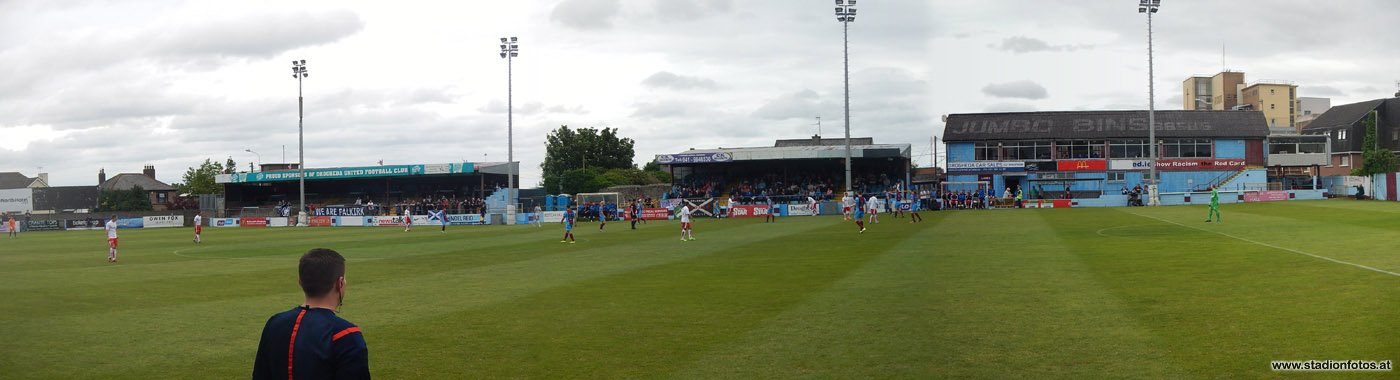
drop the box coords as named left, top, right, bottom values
left=116, top=217, right=145, bottom=229
left=333, top=216, right=362, bottom=226
left=640, top=208, right=670, bottom=220
left=1243, top=190, right=1289, bottom=202
left=267, top=217, right=289, bottom=227
left=142, top=215, right=184, bottom=228
left=213, top=218, right=240, bottom=227
left=309, top=216, right=334, bottom=227
left=727, top=205, right=771, bottom=218
left=23, top=219, right=63, bottom=231
left=0, top=188, right=34, bottom=214
left=241, top=218, right=268, bottom=227
left=447, top=214, right=484, bottom=225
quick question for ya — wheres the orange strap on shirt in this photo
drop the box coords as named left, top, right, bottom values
left=332, top=326, right=361, bottom=342
left=288, top=309, right=307, bottom=380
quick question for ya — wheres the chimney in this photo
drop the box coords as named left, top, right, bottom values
left=37, top=173, right=48, bottom=186
left=99, top=168, right=107, bottom=184
left=143, top=165, right=155, bottom=179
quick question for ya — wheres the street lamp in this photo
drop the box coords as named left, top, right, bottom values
left=245, top=149, right=260, bottom=172
left=292, top=59, right=308, bottom=225
left=500, top=37, right=519, bottom=223
left=835, top=0, right=856, bottom=194
left=1139, top=0, right=1161, bottom=206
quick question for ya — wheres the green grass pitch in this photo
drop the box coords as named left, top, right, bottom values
left=1, top=200, right=1396, bottom=379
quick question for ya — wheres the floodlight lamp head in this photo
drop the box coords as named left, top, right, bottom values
left=1139, top=7, right=1146, bottom=12
left=500, top=52, right=507, bottom=58
left=510, top=37, right=517, bottom=42
left=849, top=8, right=856, bottom=14
left=847, top=16, right=855, bottom=22
left=500, top=44, right=507, bottom=49
left=510, top=52, right=517, bottom=57
left=835, top=0, right=843, bottom=5
left=849, top=0, right=856, bottom=4
left=292, top=60, right=298, bottom=66
left=500, top=37, right=507, bottom=43
left=300, top=59, right=306, bottom=65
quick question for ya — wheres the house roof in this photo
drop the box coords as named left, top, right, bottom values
left=942, top=110, right=1270, bottom=142
left=1300, top=99, right=1386, bottom=133
left=100, top=173, right=176, bottom=191
left=0, top=172, right=38, bottom=189
left=662, top=143, right=912, bottom=163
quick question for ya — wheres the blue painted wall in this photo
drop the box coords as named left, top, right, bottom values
left=947, top=143, right=975, bottom=163
left=1215, top=139, right=1245, bottom=159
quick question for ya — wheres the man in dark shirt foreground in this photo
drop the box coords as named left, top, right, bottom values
left=253, top=248, right=370, bottom=379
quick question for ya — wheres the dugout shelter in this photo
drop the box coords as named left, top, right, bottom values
left=655, top=136, right=913, bottom=205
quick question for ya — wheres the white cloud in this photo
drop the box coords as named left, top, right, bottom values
left=993, top=36, right=1093, bottom=54
left=550, top=0, right=621, bottom=30
left=641, top=71, right=719, bottom=90
left=982, top=80, right=1049, bottom=100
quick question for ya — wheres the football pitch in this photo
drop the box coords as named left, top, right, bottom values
left=2, top=200, right=1396, bottom=379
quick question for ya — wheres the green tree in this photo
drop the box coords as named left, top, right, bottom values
left=558, top=168, right=603, bottom=194
left=180, top=159, right=225, bottom=195
left=225, top=157, right=237, bottom=173
left=542, top=125, right=636, bottom=177
left=1352, top=111, right=1399, bottom=177
left=97, top=186, right=154, bottom=211
left=642, top=161, right=671, bottom=183
left=541, top=125, right=638, bottom=191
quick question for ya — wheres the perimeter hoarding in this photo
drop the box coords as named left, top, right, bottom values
left=23, top=219, right=63, bottom=232
left=142, top=216, right=184, bottom=228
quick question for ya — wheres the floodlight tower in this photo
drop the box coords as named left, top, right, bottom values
left=291, top=59, right=308, bottom=225
left=245, top=149, right=260, bottom=171
left=836, top=0, right=856, bottom=194
left=1139, top=0, right=1161, bottom=206
left=500, top=37, right=519, bottom=222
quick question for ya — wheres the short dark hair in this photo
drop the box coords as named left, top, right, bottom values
left=298, top=248, right=346, bottom=297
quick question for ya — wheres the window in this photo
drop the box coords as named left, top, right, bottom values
left=1270, top=103, right=1275, bottom=109
left=1270, top=89, right=1276, bottom=95
left=1003, top=141, right=1053, bottom=160
left=1109, top=139, right=1150, bottom=158
left=1161, top=139, right=1213, bottom=158
left=1338, top=130, right=1348, bottom=140
left=1304, top=110, right=1312, bottom=115
left=1268, top=138, right=1326, bottom=154
left=1341, top=155, right=1351, bottom=167
left=1054, top=140, right=1106, bottom=159
left=1106, top=171, right=1126, bottom=182
left=1392, top=129, right=1398, bottom=142
left=974, top=143, right=999, bottom=161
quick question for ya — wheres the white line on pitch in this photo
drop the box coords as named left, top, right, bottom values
left=1129, top=212, right=1400, bottom=278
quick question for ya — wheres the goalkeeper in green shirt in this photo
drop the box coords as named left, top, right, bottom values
left=1205, top=187, right=1221, bottom=222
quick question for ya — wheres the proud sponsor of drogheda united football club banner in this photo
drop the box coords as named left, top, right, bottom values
left=220, top=163, right=476, bottom=183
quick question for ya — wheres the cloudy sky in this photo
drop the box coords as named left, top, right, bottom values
left=2, top=0, right=1398, bottom=187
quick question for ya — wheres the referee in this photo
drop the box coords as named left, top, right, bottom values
left=253, top=248, right=370, bottom=379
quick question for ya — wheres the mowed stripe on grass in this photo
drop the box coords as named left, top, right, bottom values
left=1, top=200, right=1396, bottom=379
